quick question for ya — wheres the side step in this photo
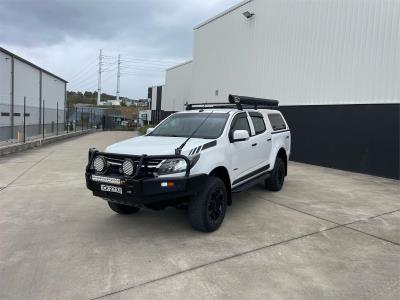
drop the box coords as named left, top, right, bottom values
left=231, top=172, right=270, bottom=193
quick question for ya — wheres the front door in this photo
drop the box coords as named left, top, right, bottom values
left=229, top=112, right=257, bottom=183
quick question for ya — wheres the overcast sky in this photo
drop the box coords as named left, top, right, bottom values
left=0, top=0, right=240, bottom=99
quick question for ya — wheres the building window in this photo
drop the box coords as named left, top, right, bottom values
left=268, top=114, right=286, bottom=131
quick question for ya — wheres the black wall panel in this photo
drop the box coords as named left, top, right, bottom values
left=156, top=86, right=162, bottom=111
left=278, top=104, right=399, bottom=179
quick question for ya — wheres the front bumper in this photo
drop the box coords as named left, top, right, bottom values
left=85, top=173, right=207, bottom=205
left=85, top=149, right=206, bottom=206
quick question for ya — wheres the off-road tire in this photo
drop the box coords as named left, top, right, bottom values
left=188, top=176, right=227, bottom=233
left=265, top=157, right=285, bottom=191
left=108, top=201, right=140, bottom=214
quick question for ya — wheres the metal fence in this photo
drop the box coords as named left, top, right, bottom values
left=65, top=105, right=104, bottom=132
left=0, top=94, right=143, bottom=146
left=0, top=96, right=104, bottom=147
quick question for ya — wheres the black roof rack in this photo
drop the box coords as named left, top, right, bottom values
left=186, top=95, right=279, bottom=111
left=186, top=102, right=237, bottom=110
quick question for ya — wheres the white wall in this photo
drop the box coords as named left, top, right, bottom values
left=0, top=51, right=12, bottom=126
left=164, top=61, right=193, bottom=111
left=0, top=49, right=66, bottom=126
left=42, top=72, right=66, bottom=124
left=13, top=59, right=42, bottom=125
left=14, top=59, right=40, bottom=107
left=0, top=51, right=12, bottom=105
left=191, top=0, right=400, bottom=106
left=161, top=84, right=167, bottom=110
left=42, top=72, right=65, bottom=109
left=151, top=86, right=157, bottom=110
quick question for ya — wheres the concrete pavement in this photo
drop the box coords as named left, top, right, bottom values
left=0, top=131, right=399, bottom=299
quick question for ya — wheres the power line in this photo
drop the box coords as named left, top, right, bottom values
left=70, top=77, right=97, bottom=92
left=118, top=55, right=182, bottom=64
left=68, top=54, right=98, bottom=79
left=69, top=68, right=97, bottom=87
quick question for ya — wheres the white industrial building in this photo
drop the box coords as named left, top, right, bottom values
left=0, top=47, right=67, bottom=141
left=163, top=61, right=193, bottom=112
left=153, top=0, right=400, bottom=179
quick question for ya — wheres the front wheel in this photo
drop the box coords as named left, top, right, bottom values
left=188, top=176, right=227, bottom=233
left=265, top=157, right=286, bottom=191
left=108, top=201, right=140, bottom=214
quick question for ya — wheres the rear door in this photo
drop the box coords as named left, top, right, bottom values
left=249, top=112, right=272, bottom=168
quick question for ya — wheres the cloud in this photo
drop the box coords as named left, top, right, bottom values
left=0, top=0, right=240, bottom=98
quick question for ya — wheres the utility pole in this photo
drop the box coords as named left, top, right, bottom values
left=97, top=49, right=102, bottom=106
left=116, top=54, right=121, bottom=102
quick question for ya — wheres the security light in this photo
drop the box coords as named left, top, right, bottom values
left=243, top=11, right=254, bottom=19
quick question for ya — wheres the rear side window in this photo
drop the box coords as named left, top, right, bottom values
left=268, top=114, right=287, bottom=131
left=251, top=116, right=266, bottom=135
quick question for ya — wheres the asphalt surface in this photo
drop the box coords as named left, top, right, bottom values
left=0, top=131, right=399, bottom=300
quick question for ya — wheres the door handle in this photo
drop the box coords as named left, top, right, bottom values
left=286, top=136, right=289, bottom=139
left=267, top=138, right=272, bottom=141
left=252, top=143, right=258, bottom=147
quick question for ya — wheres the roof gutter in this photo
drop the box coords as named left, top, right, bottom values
left=194, top=0, right=254, bottom=30
left=0, top=47, right=68, bottom=83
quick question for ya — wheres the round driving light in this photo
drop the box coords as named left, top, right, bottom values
left=93, top=156, right=106, bottom=173
left=122, top=159, right=135, bottom=176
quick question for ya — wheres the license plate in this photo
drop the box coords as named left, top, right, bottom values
left=101, top=185, right=123, bottom=194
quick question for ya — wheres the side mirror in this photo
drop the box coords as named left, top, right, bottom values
left=146, top=128, right=155, bottom=135
left=232, top=130, right=249, bottom=142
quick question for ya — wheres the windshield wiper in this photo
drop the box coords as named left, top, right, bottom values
left=175, top=111, right=214, bottom=155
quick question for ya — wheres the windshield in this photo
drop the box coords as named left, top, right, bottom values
left=149, top=113, right=228, bottom=139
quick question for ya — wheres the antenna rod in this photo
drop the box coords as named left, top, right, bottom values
left=175, top=111, right=214, bottom=155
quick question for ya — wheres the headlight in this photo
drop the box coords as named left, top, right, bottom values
left=93, top=156, right=107, bottom=173
left=157, top=158, right=188, bottom=175
left=122, top=159, right=135, bottom=176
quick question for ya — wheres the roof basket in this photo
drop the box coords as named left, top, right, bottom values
left=186, top=95, right=279, bottom=111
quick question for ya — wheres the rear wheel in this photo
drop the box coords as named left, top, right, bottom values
left=265, top=157, right=285, bottom=191
left=108, top=201, right=140, bottom=214
left=188, top=176, right=227, bottom=232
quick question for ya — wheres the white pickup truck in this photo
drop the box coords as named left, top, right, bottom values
left=86, top=95, right=291, bottom=232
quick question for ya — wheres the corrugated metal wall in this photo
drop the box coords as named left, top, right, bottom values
left=0, top=48, right=66, bottom=139
left=150, top=86, right=158, bottom=110
left=163, top=61, right=193, bottom=111
left=42, top=72, right=66, bottom=125
left=191, top=0, right=400, bottom=106
left=13, top=59, right=41, bottom=125
left=0, top=51, right=12, bottom=126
